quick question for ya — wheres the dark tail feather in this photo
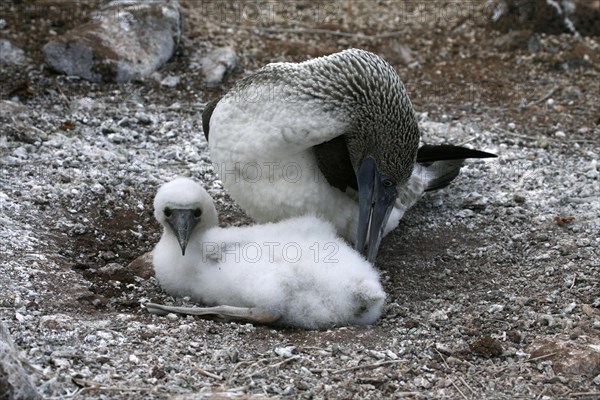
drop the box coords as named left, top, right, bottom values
left=417, top=144, right=496, bottom=163
left=202, top=98, right=221, bottom=141
left=416, top=145, right=497, bottom=192
left=420, top=159, right=465, bottom=191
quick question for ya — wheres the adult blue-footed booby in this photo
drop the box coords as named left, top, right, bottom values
left=203, top=48, right=495, bottom=262
left=147, top=177, right=385, bottom=329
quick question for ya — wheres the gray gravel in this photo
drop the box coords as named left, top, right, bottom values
left=1, top=0, right=599, bottom=398
left=1, top=86, right=598, bottom=398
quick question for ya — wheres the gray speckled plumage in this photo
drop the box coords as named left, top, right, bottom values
left=226, top=49, right=420, bottom=185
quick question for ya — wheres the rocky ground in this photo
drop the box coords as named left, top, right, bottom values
left=1, top=0, right=599, bottom=399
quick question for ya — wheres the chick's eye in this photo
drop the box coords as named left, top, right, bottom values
left=164, top=208, right=172, bottom=218
left=382, top=178, right=394, bottom=188
left=193, top=208, right=202, bottom=218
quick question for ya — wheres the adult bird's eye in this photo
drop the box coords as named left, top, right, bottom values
left=164, top=208, right=172, bottom=218
left=193, top=208, right=202, bottom=218
left=382, top=178, right=394, bottom=188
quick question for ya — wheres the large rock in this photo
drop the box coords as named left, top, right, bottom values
left=0, top=322, right=40, bottom=400
left=528, top=335, right=600, bottom=376
left=489, top=0, right=600, bottom=37
left=43, top=0, right=181, bottom=83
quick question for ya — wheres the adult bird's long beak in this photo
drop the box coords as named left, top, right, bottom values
left=167, top=209, right=199, bottom=256
left=356, top=157, right=397, bottom=263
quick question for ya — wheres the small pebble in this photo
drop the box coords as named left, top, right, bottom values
left=385, top=350, right=398, bottom=359
left=488, top=304, right=505, bottom=313
left=578, top=127, right=589, bottom=134
left=537, top=314, right=556, bottom=327
left=561, top=303, right=576, bottom=315
left=413, top=376, right=431, bottom=388
left=274, top=346, right=296, bottom=358
left=91, top=183, right=106, bottom=195
left=160, top=76, right=180, bottom=87
left=108, top=133, right=125, bottom=143
left=368, top=350, right=386, bottom=359
left=84, top=334, right=97, bottom=343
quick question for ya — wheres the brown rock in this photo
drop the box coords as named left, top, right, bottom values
left=97, top=262, right=132, bottom=283
left=493, top=30, right=534, bottom=51
left=470, top=335, right=503, bottom=357
left=39, top=314, right=74, bottom=331
left=128, top=251, right=155, bottom=280
left=528, top=335, right=600, bottom=376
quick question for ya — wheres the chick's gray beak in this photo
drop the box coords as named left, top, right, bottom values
left=167, top=209, right=199, bottom=256
left=356, top=157, right=397, bottom=263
